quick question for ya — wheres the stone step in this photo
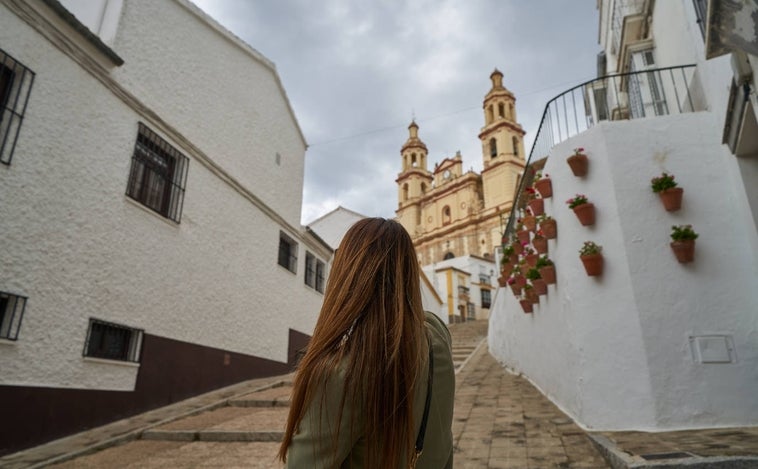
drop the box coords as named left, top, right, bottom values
left=141, top=429, right=283, bottom=443
left=229, top=385, right=292, bottom=408
left=144, top=406, right=288, bottom=441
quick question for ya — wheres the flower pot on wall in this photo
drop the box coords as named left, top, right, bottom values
left=525, top=289, right=539, bottom=304
left=510, top=283, right=523, bottom=296
left=540, top=219, right=557, bottom=239
left=567, top=153, right=588, bottom=177
left=498, top=275, right=508, bottom=287
left=519, top=299, right=534, bottom=313
left=522, top=215, right=537, bottom=231
left=539, top=265, right=556, bottom=284
left=525, top=253, right=539, bottom=267
left=517, top=230, right=531, bottom=245
left=528, top=198, right=544, bottom=216
left=533, top=236, right=548, bottom=254
left=670, top=240, right=695, bottom=263
left=512, top=242, right=524, bottom=255
left=573, top=203, right=596, bottom=226
left=580, top=253, right=603, bottom=276
left=659, top=187, right=684, bottom=212
left=534, top=178, right=553, bottom=198
left=532, top=279, right=548, bottom=296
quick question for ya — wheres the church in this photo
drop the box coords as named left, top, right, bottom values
left=396, top=70, right=527, bottom=266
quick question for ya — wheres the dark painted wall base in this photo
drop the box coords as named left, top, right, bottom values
left=0, top=330, right=310, bottom=456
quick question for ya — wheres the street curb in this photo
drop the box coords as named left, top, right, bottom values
left=588, top=433, right=758, bottom=469
left=455, top=337, right=487, bottom=376
left=23, top=377, right=290, bottom=469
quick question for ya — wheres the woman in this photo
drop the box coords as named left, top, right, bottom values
left=279, top=218, right=454, bottom=468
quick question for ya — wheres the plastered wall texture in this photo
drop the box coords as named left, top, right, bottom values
left=489, top=112, right=758, bottom=431
left=0, top=2, right=323, bottom=391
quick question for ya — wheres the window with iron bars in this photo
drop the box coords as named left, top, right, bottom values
left=83, top=318, right=143, bottom=363
left=692, top=0, right=708, bottom=40
left=481, top=289, right=492, bottom=309
left=315, top=259, right=325, bottom=293
left=278, top=231, right=298, bottom=273
left=304, top=251, right=326, bottom=293
left=0, top=49, right=35, bottom=165
left=0, top=290, right=27, bottom=340
left=126, top=123, right=189, bottom=223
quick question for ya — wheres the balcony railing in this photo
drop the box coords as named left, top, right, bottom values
left=503, top=64, right=698, bottom=239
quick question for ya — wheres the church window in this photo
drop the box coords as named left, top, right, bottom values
left=403, top=183, right=409, bottom=201
left=498, top=103, right=505, bottom=118
left=489, top=138, right=497, bottom=158
left=509, top=103, right=514, bottom=119
left=487, top=105, right=494, bottom=124
left=411, top=153, right=418, bottom=167
left=512, top=137, right=519, bottom=157
left=421, top=183, right=427, bottom=194
left=442, top=205, right=451, bottom=225
left=443, top=252, right=454, bottom=260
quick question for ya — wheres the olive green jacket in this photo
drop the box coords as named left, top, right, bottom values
left=285, top=311, right=455, bottom=468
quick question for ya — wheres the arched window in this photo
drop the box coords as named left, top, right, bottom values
left=403, top=183, right=409, bottom=201
left=411, top=153, right=418, bottom=167
left=512, top=137, right=519, bottom=157
left=498, top=103, right=505, bottom=118
left=421, top=183, right=427, bottom=194
left=442, top=205, right=451, bottom=225
left=487, top=105, right=494, bottom=124
left=509, top=103, right=514, bottom=119
left=489, top=138, right=497, bottom=158
left=443, top=252, right=454, bottom=260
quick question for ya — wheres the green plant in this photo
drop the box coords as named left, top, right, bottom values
left=566, top=194, right=589, bottom=209
left=651, top=172, right=678, bottom=193
left=573, top=147, right=585, bottom=155
left=671, top=224, right=698, bottom=241
left=533, top=171, right=549, bottom=182
left=535, top=255, right=553, bottom=269
left=525, top=268, right=541, bottom=280
left=523, top=283, right=533, bottom=291
left=502, top=244, right=515, bottom=258
left=536, top=213, right=553, bottom=223
left=511, top=265, right=522, bottom=275
left=579, top=241, right=602, bottom=256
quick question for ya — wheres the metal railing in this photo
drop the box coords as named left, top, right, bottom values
left=503, top=64, right=699, bottom=239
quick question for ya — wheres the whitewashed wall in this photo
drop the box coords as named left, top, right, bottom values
left=489, top=112, right=758, bottom=430
left=0, top=1, right=322, bottom=391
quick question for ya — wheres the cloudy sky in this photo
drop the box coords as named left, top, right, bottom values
left=192, top=0, right=601, bottom=224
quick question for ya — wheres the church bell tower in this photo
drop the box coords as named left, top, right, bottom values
left=479, top=69, right=526, bottom=211
left=395, top=121, right=432, bottom=236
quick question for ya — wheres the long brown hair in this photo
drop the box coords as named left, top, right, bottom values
left=279, top=218, right=426, bottom=468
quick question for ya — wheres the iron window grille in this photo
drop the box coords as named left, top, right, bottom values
left=0, top=49, right=35, bottom=165
left=693, top=0, right=708, bottom=40
left=305, top=251, right=316, bottom=287
left=481, top=289, right=492, bottom=309
left=278, top=231, right=298, bottom=273
left=315, top=260, right=325, bottom=293
left=126, top=123, right=189, bottom=223
left=0, top=290, right=27, bottom=340
left=83, top=318, right=143, bottom=363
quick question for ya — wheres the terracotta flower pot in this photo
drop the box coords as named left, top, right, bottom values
left=573, top=203, right=596, bottom=226
left=528, top=198, right=544, bottom=216
left=526, top=290, right=540, bottom=304
left=498, top=275, right=508, bottom=287
left=539, top=265, right=556, bottom=284
left=516, top=230, right=530, bottom=245
left=512, top=242, right=524, bottom=255
left=532, top=279, right=548, bottom=296
left=509, top=252, right=519, bottom=264
left=659, top=187, right=683, bottom=212
left=501, top=263, right=513, bottom=278
left=567, top=153, right=588, bottom=177
left=534, top=178, right=553, bottom=198
left=510, top=283, right=523, bottom=296
left=522, top=215, right=537, bottom=231
left=525, top=253, right=539, bottom=267
left=513, top=275, right=527, bottom=288
left=519, top=299, right=534, bottom=313
left=670, top=240, right=695, bottom=263
left=580, top=253, right=603, bottom=276
left=540, top=219, right=557, bottom=239
left=533, top=236, right=548, bottom=254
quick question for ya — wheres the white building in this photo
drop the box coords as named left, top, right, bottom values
left=489, top=0, right=758, bottom=431
left=0, top=0, right=330, bottom=454
left=423, top=255, right=496, bottom=323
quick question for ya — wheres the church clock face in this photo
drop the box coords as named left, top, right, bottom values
left=443, top=170, right=451, bottom=180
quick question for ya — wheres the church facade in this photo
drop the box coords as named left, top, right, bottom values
left=396, top=70, right=527, bottom=265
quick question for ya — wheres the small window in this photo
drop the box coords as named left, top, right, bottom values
left=278, top=231, right=298, bottom=273
left=83, top=318, right=143, bottom=363
left=0, top=290, right=27, bottom=340
left=498, top=103, right=505, bottom=118
left=443, top=252, right=454, bottom=260
left=126, top=123, right=189, bottom=222
left=481, top=289, right=492, bottom=309
left=693, top=0, right=707, bottom=40
left=0, top=49, right=35, bottom=165
left=487, top=105, right=494, bottom=123
left=442, top=205, right=451, bottom=225
left=403, top=183, right=409, bottom=201
left=489, top=138, right=497, bottom=158
left=315, top=260, right=325, bottom=293
left=512, top=137, right=519, bottom=157
left=304, top=251, right=316, bottom=287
